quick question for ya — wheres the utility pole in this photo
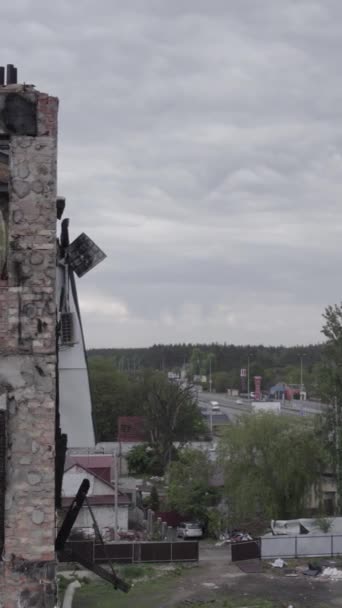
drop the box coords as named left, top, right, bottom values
left=209, top=357, right=212, bottom=393
left=300, top=356, right=303, bottom=391
left=114, top=450, right=119, bottom=540
left=247, top=355, right=251, bottom=402
left=299, top=353, right=306, bottom=400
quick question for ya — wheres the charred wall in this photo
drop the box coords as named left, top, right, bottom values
left=0, top=84, right=58, bottom=608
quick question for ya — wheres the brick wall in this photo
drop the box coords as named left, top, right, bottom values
left=0, top=409, right=6, bottom=558
left=0, top=281, right=8, bottom=346
left=0, top=85, right=58, bottom=608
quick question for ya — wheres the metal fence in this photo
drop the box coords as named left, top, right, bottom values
left=231, top=540, right=261, bottom=562
left=60, top=540, right=199, bottom=564
left=261, top=535, right=342, bottom=559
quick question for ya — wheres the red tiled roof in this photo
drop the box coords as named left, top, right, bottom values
left=68, top=455, right=113, bottom=468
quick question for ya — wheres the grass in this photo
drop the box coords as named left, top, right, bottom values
left=57, top=574, right=69, bottom=604
left=70, top=558, right=337, bottom=608
left=62, top=562, right=191, bottom=607
left=72, top=573, right=293, bottom=608
left=72, top=573, right=180, bottom=608
left=118, top=563, right=156, bottom=579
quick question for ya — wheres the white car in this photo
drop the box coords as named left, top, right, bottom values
left=177, top=522, right=203, bottom=539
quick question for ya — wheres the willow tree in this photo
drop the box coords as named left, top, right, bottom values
left=319, top=303, right=342, bottom=513
left=219, top=413, right=326, bottom=524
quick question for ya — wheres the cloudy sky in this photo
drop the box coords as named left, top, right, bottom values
left=3, top=1, right=342, bottom=347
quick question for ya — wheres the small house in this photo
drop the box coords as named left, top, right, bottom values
left=62, top=463, right=130, bottom=536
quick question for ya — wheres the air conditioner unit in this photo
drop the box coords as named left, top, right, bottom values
left=60, top=312, right=76, bottom=345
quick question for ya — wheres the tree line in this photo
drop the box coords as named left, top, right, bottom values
left=89, top=342, right=325, bottom=396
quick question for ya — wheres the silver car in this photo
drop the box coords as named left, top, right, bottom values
left=177, top=522, right=203, bottom=539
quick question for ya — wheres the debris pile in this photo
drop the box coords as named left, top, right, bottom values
left=270, top=558, right=286, bottom=568
left=303, top=562, right=322, bottom=577
left=321, top=567, right=342, bottom=580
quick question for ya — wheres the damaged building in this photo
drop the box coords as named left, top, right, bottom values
left=0, top=66, right=105, bottom=606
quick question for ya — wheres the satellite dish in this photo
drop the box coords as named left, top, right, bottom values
left=66, top=232, right=106, bottom=278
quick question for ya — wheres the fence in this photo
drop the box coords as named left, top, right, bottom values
left=261, top=535, right=342, bottom=559
left=59, top=540, right=199, bottom=564
left=231, top=540, right=261, bottom=562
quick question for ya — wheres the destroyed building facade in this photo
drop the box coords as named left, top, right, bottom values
left=0, top=67, right=58, bottom=607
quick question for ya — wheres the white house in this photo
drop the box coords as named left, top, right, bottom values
left=62, top=463, right=130, bottom=534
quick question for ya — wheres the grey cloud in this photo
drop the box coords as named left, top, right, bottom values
left=2, top=1, right=342, bottom=346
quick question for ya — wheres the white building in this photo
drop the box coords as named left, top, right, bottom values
left=57, top=266, right=95, bottom=447
left=62, top=463, right=130, bottom=534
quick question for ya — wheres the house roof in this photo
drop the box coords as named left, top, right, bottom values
left=67, top=454, right=113, bottom=468
left=270, top=517, right=342, bottom=536
left=63, top=463, right=129, bottom=504
left=64, top=462, right=116, bottom=490
left=62, top=494, right=130, bottom=508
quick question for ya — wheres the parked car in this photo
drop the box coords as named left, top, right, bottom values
left=176, top=522, right=203, bottom=539
left=212, top=405, right=220, bottom=412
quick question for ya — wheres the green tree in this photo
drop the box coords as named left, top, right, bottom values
left=219, top=413, right=326, bottom=522
left=126, top=443, right=164, bottom=476
left=89, top=359, right=205, bottom=459
left=141, top=373, right=205, bottom=469
left=189, top=348, right=203, bottom=377
left=150, top=485, right=160, bottom=512
left=212, top=371, right=230, bottom=393
left=167, top=448, right=218, bottom=522
left=88, top=343, right=324, bottom=396
left=88, top=361, right=139, bottom=441
left=319, top=303, right=342, bottom=513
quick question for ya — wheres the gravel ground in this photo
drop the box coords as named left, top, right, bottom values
left=161, top=542, right=342, bottom=607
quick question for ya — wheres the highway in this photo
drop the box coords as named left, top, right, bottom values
left=196, top=391, right=326, bottom=421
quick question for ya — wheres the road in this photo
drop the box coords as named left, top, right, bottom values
left=197, top=391, right=325, bottom=420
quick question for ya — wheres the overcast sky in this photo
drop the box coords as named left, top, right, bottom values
left=3, top=1, right=342, bottom=347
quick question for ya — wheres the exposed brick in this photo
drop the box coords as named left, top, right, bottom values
left=0, top=411, right=6, bottom=558
left=0, top=85, right=58, bottom=607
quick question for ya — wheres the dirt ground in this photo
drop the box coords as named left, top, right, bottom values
left=163, top=543, right=342, bottom=607
left=71, top=542, right=342, bottom=607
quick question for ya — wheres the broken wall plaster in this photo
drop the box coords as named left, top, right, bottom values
left=0, top=87, right=58, bottom=608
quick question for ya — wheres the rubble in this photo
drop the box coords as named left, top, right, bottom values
left=321, top=567, right=342, bottom=580
left=270, top=558, right=286, bottom=568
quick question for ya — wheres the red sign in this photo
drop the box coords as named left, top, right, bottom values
left=254, top=376, right=262, bottom=401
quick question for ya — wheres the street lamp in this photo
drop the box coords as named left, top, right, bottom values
left=209, top=357, right=212, bottom=393
left=209, top=401, right=219, bottom=435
